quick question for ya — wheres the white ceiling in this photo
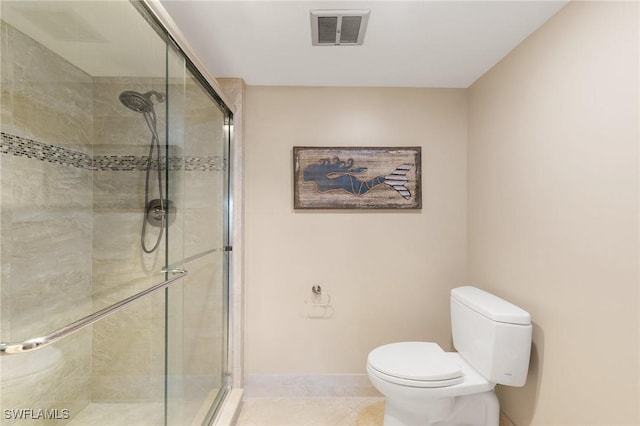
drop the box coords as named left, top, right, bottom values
left=160, top=0, right=568, bottom=88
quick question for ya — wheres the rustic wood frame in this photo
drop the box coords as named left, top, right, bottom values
left=293, top=146, right=422, bottom=209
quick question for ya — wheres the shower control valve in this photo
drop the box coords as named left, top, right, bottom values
left=146, top=199, right=175, bottom=228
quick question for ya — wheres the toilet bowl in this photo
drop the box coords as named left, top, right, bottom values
left=367, top=342, right=497, bottom=425
left=366, top=286, right=532, bottom=426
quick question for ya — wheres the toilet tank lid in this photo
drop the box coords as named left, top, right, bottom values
left=451, top=286, right=531, bottom=325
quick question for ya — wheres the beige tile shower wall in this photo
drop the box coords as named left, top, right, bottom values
left=183, top=74, right=226, bottom=257
left=175, top=74, right=228, bottom=420
left=90, top=77, right=169, bottom=403
left=0, top=22, right=93, bottom=422
left=244, top=86, right=467, bottom=374
left=467, top=2, right=639, bottom=425
left=88, top=72, right=228, bottom=406
left=0, top=25, right=93, bottom=152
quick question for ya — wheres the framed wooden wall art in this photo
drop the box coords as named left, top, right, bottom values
left=293, top=146, right=422, bottom=209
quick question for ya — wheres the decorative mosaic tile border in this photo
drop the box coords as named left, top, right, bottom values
left=185, top=156, right=225, bottom=172
left=1, top=132, right=224, bottom=172
left=1, top=132, right=93, bottom=169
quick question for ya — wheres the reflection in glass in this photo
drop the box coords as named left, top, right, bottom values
left=0, top=1, right=231, bottom=424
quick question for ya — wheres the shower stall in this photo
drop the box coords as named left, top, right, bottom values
left=0, top=1, right=235, bottom=424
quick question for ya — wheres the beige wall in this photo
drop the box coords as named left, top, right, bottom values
left=243, top=1, right=639, bottom=423
left=468, top=2, right=639, bottom=425
left=244, top=86, right=468, bottom=374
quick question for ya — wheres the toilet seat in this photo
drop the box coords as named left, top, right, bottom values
left=367, top=342, right=464, bottom=388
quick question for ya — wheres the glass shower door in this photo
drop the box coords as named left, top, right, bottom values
left=165, top=55, right=231, bottom=425
left=0, top=1, right=232, bottom=424
left=0, top=1, right=172, bottom=423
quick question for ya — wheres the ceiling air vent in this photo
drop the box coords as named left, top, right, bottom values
left=310, top=10, right=370, bottom=46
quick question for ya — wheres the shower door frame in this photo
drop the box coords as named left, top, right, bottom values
left=137, top=1, right=237, bottom=423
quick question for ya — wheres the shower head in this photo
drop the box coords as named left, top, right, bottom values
left=119, top=90, right=165, bottom=113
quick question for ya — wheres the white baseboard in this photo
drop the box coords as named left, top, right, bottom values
left=244, top=374, right=381, bottom=398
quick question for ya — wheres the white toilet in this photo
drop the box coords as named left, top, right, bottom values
left=366, top=286, right=532, bottom=426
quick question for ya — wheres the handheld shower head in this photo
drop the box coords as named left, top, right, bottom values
left=119, top=90, right=165, bottom=113
left=118, top=88, right=167, bottom=254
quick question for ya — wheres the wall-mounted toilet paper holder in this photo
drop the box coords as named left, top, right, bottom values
left=305, top=285, right=333, bottom=318
left=306, top=285, right=331, bottom=307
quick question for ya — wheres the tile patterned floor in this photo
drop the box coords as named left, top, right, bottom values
left=67, top=403, right=163, bottom=425
left=234, top=397, right=385, bottom=426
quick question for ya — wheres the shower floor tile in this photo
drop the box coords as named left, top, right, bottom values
left=67, top=402, right=163, bottom=426
left=234, top=397, right=384, bottom=426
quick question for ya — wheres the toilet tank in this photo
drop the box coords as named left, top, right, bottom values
left=450, top=286, right=532, bottom=387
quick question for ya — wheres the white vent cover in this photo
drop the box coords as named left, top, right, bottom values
left=310, top=10, right=370, bottom=46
